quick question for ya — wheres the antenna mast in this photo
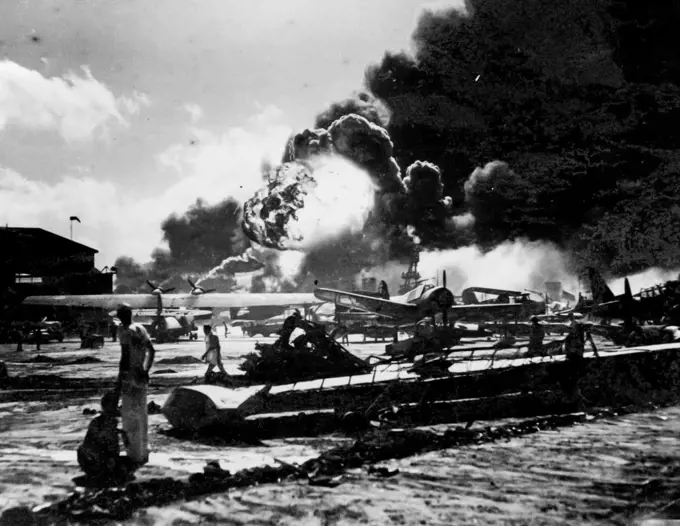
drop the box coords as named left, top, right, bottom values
left=399, top=247, right=421, bottom=294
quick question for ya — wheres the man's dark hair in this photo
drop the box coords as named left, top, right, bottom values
left=116, top=304, right=132, bottom=326
left=203, top=324, right=212, bottom=332
left=101, top=391, right=119, bottom=413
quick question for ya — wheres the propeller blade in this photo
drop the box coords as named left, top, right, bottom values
left=205, top=289, right=216, bottom=293
left=443, top=270, right=447, bottom=289
left=188, top=278, right=196, bottom=288
left=146, top=280, right=157, bottom=290
left=163, top=287, right=176, bottom=293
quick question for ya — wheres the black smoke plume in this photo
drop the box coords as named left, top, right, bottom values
left=241, top=109, right=462, bottom=287
left=113, top=198, right=247, bottom=292
left=116, top=0, right=680, bottom=294
left=360, top=0, right=680, bottom=277
left=314, top=91, right=391, bottom=129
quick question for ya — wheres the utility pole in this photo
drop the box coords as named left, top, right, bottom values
left=69, top=216, right=81, bottom=240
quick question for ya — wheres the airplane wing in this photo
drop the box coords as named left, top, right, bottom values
left=314, top=287, right=418, bottom=320
left=462, top=287, right=525, bottom=297
left=107, top=308, right=213, bottom=318
left=22, top=293, right=322, bottom=310
left=448, top=303, right=524, bottom=320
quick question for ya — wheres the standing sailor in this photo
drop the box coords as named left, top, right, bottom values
left=201, top=324, right=227, bottom=379
left=561, top=318, right=599, bottom=406
left=114, top=303, right=155, bottom=466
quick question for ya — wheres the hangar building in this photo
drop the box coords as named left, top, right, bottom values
left=0, top=227, right=114, bottom=297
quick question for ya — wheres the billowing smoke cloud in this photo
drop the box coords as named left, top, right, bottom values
left=242, top=154, right=377, bottom=251
left=403, top=160, right=454, bottom=245
left=240, top=109, right=462, bottom=288
left=314, top=91, right=390, bottom=129
left=362, top=239, right=578, bottom=297
left=361, top=0, right=680, bottom=278
left=113, top=198, right=247, bottom=292
left=117, top=0, right=680, bottom=296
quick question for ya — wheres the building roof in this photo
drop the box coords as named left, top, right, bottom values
left=0, top=227, right=98, bottom=256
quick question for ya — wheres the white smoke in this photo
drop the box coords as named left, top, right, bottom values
left=608, top=267, right=680, bottom=295
left=362, top=239, right=578, bottom=295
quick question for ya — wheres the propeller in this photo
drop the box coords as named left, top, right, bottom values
left=187, top=278, right=215, bottom=294
left=147, top=280, right=175, bottom=294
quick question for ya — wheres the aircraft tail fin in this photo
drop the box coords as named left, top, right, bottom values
left=575, top=292, right=586, bottom=310
left=462, top=289, right=479, bottom=304
left=586, top=267, right=615, bottom=304
left=377, top=280, right=390, bottom=299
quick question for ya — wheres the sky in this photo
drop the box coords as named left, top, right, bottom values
left=0, top=0, right=461, bottom=268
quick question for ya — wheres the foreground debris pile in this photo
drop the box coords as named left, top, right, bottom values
left=239, top=319, right=370, bottom=383
left=13, top=401, right=673, bottom=525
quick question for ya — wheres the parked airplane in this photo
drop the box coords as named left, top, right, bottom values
left=460, top=287, right=546, bottom=317
left=584, top=267, right=680, bottom=324
left=109, top=301, right=212, bottom=343
left=314, top=271, right=524, bottom=326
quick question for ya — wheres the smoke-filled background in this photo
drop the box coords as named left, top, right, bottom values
left=114, top=0, right=680, bottom=295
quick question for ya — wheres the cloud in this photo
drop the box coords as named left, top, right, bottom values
left=249, top=103, right=284, bottom=126
left=158, top=104, right=292, bottom=206
left=0, top=60, right=149, bottom=143
left=0, top=104, right=294, bottom=266
left=183, top=102, right=203, bottom=124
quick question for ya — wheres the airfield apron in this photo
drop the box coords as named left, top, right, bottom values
left=118, top=323, right=151, bottom=464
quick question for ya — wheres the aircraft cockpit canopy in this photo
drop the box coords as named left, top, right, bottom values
left=404, top=283, right=434, bottom=303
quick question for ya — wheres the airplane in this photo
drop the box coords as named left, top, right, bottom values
left=584, top=267, right=680, bottom=324
left=108, top=301, right=212, bottom=343
left=460, top=287, right=546, bottom=318
left=524, top=288, right=575, bottom=313
left=188, top=279, right=216, bottom=295
left=313, top=271, right=524, bottom=327
left=583, top=268, right=642, bottom=325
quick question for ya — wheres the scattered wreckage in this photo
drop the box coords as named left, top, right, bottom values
left=163, top=310, right=680, bottom=434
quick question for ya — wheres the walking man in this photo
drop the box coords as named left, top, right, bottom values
left=15, top=326, right=24, bottom=353
left=201, top=325, right=227, bottom=379
left=114, top=303, right=155, bottom=466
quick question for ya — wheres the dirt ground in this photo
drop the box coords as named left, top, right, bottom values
left=1, top=332, right=679, bottom=525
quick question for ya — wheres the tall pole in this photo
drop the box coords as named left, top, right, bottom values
left=70, top=220, right=73, bottom=240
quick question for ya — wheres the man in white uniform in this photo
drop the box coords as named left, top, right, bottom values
left=201, top=324, right=227, bottom=379
left=115, top=303, right=155, bottom=466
